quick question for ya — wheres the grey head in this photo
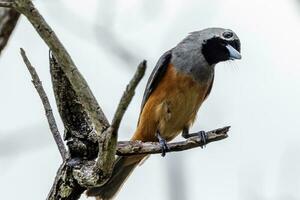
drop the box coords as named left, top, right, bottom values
left=171, top=27, right=241, bottom=82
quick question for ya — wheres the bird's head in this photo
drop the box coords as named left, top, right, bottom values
left=189, top=28, right=241, bottom=65
left=199, top=28, right=242, bottom=64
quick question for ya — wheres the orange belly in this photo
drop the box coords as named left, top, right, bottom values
left=132, top=64, right=211, bottom=142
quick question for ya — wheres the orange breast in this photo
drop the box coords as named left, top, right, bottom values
left=132, top=64, right=211, bottom=142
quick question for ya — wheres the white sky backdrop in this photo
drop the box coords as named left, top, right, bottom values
left=1, top=0, right=300, bottom=199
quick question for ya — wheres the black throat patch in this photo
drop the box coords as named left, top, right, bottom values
left=202, top=37, right=229, bottom=65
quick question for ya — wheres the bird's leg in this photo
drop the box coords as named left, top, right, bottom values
left=181, top=127, right=190, bottom=139
left=181, top=127, right=208, bottom=148
left=156, top=131, right=169, bottom=157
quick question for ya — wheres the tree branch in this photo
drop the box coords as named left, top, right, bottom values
left=6, top=0, right=109, bottom=134
left=93, top=60, right=146, bottom=179
left=20, top=48, right=67, bottom=160
left=111, top=60, right=146, bottom=132
left=0, top=2, right=13, bottom=8
left=116, top=126, right=229, bottom=156
left=72, top=127, right=229, bottom=189
left=49, top=51, right=147, bottom=198
left=0, top=2, right=20, bottom=55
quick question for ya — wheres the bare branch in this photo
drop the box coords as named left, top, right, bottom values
left=4, top=1, right=116, bottom=198
left=0, top=2, right=13, bottom=8
left=8, top=0, right=109, bottom=134
left=20, top=48, right=67, bottom=160
left=49, top=52, right=99, bottom=160
left=0, top=3, right=20, bottom=55
left=71, top=127, right=229, bottom=190
left=116, top=126, right=230, bottom=156
left=47, top=162, right=85, bottom=200
left=111, top=60, right=146, bottom=131
left=93, top=60, right=146, bottom=184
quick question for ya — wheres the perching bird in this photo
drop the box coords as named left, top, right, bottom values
left=87, top=27, right=241, bottom=200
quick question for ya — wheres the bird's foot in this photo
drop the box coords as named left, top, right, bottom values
left=156, top=132, right=169, bottom=157
left=198, top=130, right=208, bottom=148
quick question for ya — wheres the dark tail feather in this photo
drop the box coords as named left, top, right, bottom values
left=86, top=155, right=144, bottom=200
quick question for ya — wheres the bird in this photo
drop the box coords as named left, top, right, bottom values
left=87, top=27, right=241, bottom=200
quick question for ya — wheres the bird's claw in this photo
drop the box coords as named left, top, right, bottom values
left=159, top=138, right=169, bottom=157
left=198, top=130, right=208, bottom=148
left=156, top=132, right=169, bottom=157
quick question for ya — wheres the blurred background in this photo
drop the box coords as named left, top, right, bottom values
left=1, top=0, right=300, bottom=199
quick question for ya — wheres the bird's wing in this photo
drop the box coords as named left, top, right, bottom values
left=138, top=49, right=172, bottom=123
left=204, top=74, right=214, bottom=100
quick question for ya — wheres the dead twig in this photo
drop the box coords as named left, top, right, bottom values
left=93, top=60, right=146, bottom=177
left=0, top=2, right=13, bottom=8
left=111, top=60, right=147, bottom=131
left=20, top=48, right=67, bottom=160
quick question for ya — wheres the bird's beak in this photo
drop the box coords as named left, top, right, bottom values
left=226, top=44, right=242, bottom=60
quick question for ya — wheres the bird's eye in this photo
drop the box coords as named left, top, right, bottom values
left=223, top=31, right=233, bottom=39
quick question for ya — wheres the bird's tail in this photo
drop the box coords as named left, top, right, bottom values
left=86, top=155, right=145, bottom=200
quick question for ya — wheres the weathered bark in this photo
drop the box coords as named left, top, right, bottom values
left=0, top=3, right=20, bottom=55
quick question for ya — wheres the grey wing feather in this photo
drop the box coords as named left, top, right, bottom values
left=137, top=49, right=172, bottom=124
